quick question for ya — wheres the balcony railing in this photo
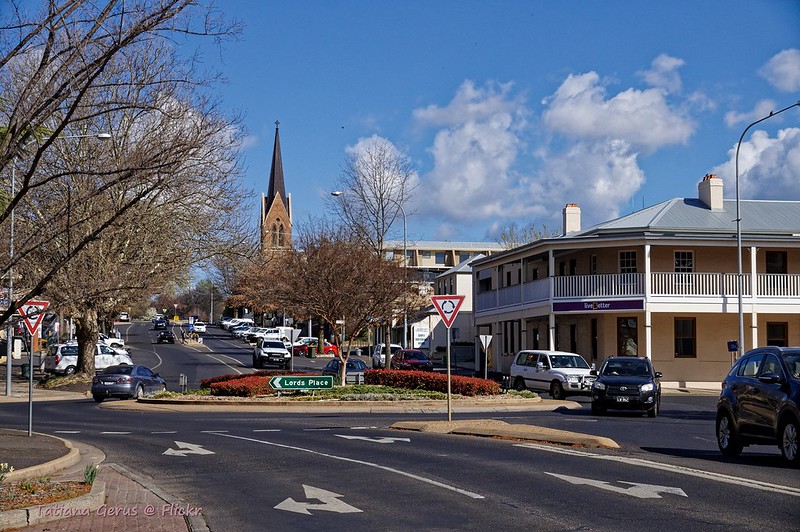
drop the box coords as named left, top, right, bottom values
left=475, top=272, right=799, bottom=312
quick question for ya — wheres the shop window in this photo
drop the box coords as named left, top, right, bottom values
left=766, top=251, right=787, bottom=274
left=767, top=322, right=788, bottom=347
left=674, top=318, right=696, bottom=357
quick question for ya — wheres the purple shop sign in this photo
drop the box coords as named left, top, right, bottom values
left=552, top=300, right=644, bottom=312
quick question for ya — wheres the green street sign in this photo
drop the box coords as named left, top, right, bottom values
left=269, top=375, right=334, bottom=390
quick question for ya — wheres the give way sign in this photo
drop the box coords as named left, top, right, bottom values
left=18, top=299, right=50, bottom=335
left=430, top=295, right=465, bottom=329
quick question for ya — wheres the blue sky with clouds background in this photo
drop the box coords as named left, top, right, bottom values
left=198, top=1, right=800, bottom=244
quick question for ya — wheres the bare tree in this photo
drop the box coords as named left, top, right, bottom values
left=329, top=138, right=417, bottom=255
left=496, top=222, right=559, bottom=249
left=0, top=0, right=243, bottom=328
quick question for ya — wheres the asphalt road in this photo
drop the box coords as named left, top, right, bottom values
left=2, top=322, right=798, bottom=531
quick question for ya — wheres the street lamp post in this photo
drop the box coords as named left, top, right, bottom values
left=734, top=101, right=800, bottom=358
left=5, top=131, right=111, bottom=396
left=331, top=191, right=408, bottom=348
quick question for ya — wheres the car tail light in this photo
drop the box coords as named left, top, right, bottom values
left=55, top=355, right=61, bottom=364
left=117, top=377, right=132, bottom=383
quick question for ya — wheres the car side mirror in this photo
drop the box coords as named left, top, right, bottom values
left=758, top=372, right=782, bottom=384
left=590, top=369, right=598, bottom=376
left=654, top=371, right=662, bottom=378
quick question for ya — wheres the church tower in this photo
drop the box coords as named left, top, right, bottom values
left=260, top=121, right=292, bottom=255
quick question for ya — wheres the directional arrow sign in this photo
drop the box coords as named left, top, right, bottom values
left=269, top=375, right=333, bottom=390
left=163, top=441, right=215, bottom=457
left=275, top=485, right=362, bottom=515
left=546, top=473, right=687, bottom=499
left=335, top=435, right=411, bottom=444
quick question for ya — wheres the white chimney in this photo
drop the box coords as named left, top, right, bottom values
left=563, top=203, right=581, bottom=235
left=698, top=173, right=723, bottom=211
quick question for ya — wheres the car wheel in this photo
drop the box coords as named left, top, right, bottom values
left=513, top=377, right=526, bottom=392
left=647, top=399, right=659, bottom=418
left=93, top=395, right=104, bottom=403
left=134, top=385, right=144, bottom=400
left=550, top=381, right=565, bottom=400
left=591, top=402, right=605, bottom=416
left=717, top=410, right=743, bottom=457
left=64, top=366, right=76, bottom=375
left=779, top=416, right=799, bottom=465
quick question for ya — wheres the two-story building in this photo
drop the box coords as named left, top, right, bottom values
left=473, top=174, right=800, bottom=388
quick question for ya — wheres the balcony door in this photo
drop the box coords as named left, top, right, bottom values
left=617, top=317, right=638, bottom=356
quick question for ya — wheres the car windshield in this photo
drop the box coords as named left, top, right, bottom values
left=102, top=365, right=133, bottom=375
left=403, top=351, right=427, bottom=360
left=550, top=355, right=589, bottom=369
left=602, top=359, right=651, bottom=377
left=263, top=341, right=285, bottom=349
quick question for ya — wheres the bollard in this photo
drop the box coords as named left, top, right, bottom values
left=179, top=373, right=187, bottom=393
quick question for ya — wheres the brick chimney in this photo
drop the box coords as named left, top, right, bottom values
left=562, top=203, right=581, bottom=235
left=698, top=173, right=723, bottom=211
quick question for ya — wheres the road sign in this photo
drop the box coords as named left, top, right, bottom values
left=430, top=295, right=465, bottom=328
left=269, top=375, right=334, bottom=390
left=18, top=300, right=50, bottom=335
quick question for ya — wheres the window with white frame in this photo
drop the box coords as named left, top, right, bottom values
left=619, top=251, right=637, bottom=274
left=590, top=254, right=598, bottom=275
left=674, top=251, right=694, bottom=273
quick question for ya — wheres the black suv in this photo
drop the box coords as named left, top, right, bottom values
left=590, top=356, right=662, bottom=417
left=716, top=347, right=800, bottom=466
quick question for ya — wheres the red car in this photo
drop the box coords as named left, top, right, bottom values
left=391, top=349, right=434, bottom=371
left=293, top=340, right=338, bottom=356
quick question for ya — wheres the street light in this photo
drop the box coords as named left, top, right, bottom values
left=5, top=131, right=111, bottom=397
left=734, top=101, right=800, bottom=358
left=331, top=191, right=408, bottom=349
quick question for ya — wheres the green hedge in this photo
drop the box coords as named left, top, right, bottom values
left=364, top=369, right=500, bottom=396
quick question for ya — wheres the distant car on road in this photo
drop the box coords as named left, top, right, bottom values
left=391, top=349, right=434, bottom=371
left=371, top=343, right=403, bottom=368
left=322, top=358, right=367, bottom=384
left=156, top=331, right=175, bottom=344
left=716, top=346, right=800, bottom=465
left=590, top=356, right=662, bottom=417
left=117, top=312, right=129, bottom=322
left=509, top=350, right=595, bottom=399
left=192, top=321, right=207, bottom=333
left=153, top=318, right=168, bottom=330
left=293, top=340, right=338, bottom=357
left=91, top=364, right=166, bottom=402
left=253, top=339, right=292, bottom=369
left=44, top=343, right=133, bottom=376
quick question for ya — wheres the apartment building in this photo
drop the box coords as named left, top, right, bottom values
left=473, top=174, right=800, bottom=387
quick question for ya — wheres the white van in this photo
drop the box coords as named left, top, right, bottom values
left=44, top=343, right=133, bottom=375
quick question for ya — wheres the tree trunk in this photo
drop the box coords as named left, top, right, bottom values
left=74, top=309, right=99, bottom=375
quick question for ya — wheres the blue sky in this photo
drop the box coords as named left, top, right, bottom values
left=199, top=1, right=800, bottom=244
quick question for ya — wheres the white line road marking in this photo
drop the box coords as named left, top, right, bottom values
left=253, top=429, right=281, bottom=432
left=101, top=431, right=131, bottom=435
left=546, top=473, right=688, bottom=499
left=275, top=485, right=363, bottom=515
left=201, top=430, right=228, bottom=433
left=163, top=441, right=215, bottom=456
left=151, top=431, right=178, bottom=434
left=303, top=428, right=331, bottom=431
left=350, top=426, right=379, bottom=430
left=53, top=430, right=81, bottom=434
left=335, top=435, right=411, bottom=444
left=517, top=443, right=800, bottom=497
left=213, top=432, right=484, bottom=499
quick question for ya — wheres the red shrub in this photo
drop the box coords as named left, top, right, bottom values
left=364, top=369, right=500, bottom=396
left=201, top=370, right=312, bottom=389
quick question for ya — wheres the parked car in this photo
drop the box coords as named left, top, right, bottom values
left=156, top=331, right=175, bottom=344
left=253, top=339, right=292, bottom=369
left=716, top=346, right=800, bottom=465
left=371, top=343, right=403, bottom=368
left=322, top=358, right=368, bottom=384
left=153, top=318, right=168, bottom=330
left=391, top=349, right=434, bottom=371
left=44, top=343, right=133, bottom=376
left=98, top=333, right=125, bottom=349
left=91, top=364, right=166, bottom=402
left=509, top=350, right=595, bottom=399
left=230, top=325, right=256, bottom=338
left=293, top=337, right=317, bottom=347
left=117, top=312, right=129, bottom=322
left=293, top=340, right=338, bottom=357
left=192, top=321, right=207, bottom=333
left=222, top=318, right=254, bottom=331
left=590, top=356, right=662, bottom=417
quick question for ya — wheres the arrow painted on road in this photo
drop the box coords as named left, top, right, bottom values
left=274, top=485, right=363, bottom=515
left=546, top=473, right=687, bottom=499
left=163, top=441, right=215, bottom=457
left=335, top=435, right=411, bottom=444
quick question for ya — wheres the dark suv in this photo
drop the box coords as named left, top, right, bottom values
left=716, top=347, right=800, bottom=466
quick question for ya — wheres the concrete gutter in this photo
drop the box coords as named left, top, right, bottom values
left=391, top=419, right=619, bottom=449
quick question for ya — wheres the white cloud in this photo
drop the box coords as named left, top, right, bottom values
left=542, top=71, right=695, bottom=151
left=724, top=99, right=777, bottom=127
left=412, top=80, right=524, bottom=127
left=711, top=127, right=800, bottom=199
left=759, top=49, right=800, bottom=92
left=638, top=54, right=685, bottom=93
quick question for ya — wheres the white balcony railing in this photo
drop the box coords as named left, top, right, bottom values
left=474, top=272, right=800, bottom=313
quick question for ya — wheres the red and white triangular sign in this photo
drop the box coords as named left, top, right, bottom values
left=431, top=295, right=465, bottom=329
left=18, top=300, right=50, bottom=335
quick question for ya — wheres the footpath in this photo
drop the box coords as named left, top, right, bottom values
left=0, top=377, right=717, bottom=531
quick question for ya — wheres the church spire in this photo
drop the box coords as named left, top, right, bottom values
left=266, top=120, right=288, bottom=213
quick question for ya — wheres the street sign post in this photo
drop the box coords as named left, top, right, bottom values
left=430, top=295, right=466, bottom=422
left=269, top=375, right=334, bottom=391
left=17, top=299, right=49, bottom=436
